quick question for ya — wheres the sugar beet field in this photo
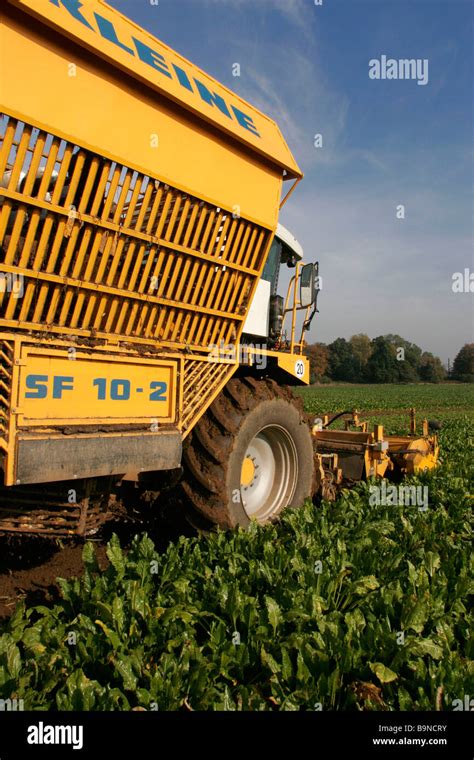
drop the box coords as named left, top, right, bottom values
left=0, top=384, right=472, bottom=711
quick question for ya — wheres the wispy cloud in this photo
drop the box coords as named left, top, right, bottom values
left=201, top=0, right=310, bottom=31
left=196, top=0, right=383, bottom=173
left=226, top=39, right=352, bottom=170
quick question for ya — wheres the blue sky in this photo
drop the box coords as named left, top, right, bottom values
left=108, top=0, right=473, bottom=364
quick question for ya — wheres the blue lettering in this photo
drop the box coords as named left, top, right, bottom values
left=49, top=1, right=261, bottom=139
left=52, top=376, right=74, bottom=399
left=194, top=79, right=232, bottom=119
left=173, top=64, right=194, bottom=93
left=49, top=0, right=95, bottom=31
left=25, top=375, right=48, bottom=399
left=133, top=38, right=172, bottom=78
left=231, top=106, right=261, bottom=137
left=94, top=14, right=135, bottom=55
left=110, top=379, right=131, bottom=401
left=150, top=382, right=168, bottom=402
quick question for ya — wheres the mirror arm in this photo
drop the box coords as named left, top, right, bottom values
left=303, top=303, right=318, bottom=332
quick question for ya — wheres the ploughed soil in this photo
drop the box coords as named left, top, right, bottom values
left=0, top=496, right=197, bottom=625
left=0, top=536, right=109, bottom=622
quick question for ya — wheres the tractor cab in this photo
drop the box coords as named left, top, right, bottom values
left=243, top=223, right=319, bottom=348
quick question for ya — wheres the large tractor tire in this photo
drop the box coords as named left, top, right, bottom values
left=180, top=377, right=315, bottom=529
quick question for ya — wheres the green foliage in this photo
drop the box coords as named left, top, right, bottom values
left=365, top=336, right=400, bottom=384
left=0, top=400, right=472, bottom=712
left=297, top=382, right=474, bottom=425
left=419, top=353, right=446, bottom=384
left=327, top=338, right=359, bottom=382
left=350, top=334, right=372, bottom=373
left=306, top=334, right=451, bottom=384
left=452, top=344, right=474, bottom=382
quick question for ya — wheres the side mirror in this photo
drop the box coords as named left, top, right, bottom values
left=300, top=263, right=316, bottom=308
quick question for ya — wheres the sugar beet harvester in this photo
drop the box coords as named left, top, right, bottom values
left=0, top=0, right=438, bottom=536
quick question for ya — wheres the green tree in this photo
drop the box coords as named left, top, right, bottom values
left=384, top=334, right=422, bottom=382
left=397, top=360, right=419, bottom=383
left=327, top=338, right=358, bottom=382
left=452, top=344, right=474, bottom=382
left=418, top=353, right=446, bottom=383
left=350, top=334, right=372, bottom=377
left=365, top=336, right=399, bottom=383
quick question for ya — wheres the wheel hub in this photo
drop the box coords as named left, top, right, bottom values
left=240, top=425, right=298, bottom=522
left=241, top=456, right=256, bottom=487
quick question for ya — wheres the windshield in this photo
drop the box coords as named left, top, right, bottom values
left=261, top=238, right=282, bottom=295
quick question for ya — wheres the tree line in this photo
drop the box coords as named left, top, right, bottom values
left=304, top=336, right=474, bottom=384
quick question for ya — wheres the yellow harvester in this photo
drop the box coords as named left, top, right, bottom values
left=0, top=0, right=438, bottom=536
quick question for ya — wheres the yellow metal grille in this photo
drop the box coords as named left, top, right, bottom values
left=0, top=339, right=14, bottom=451
left=181, top=358, right=233, bottom=432
left=0, top=115, right=271, bottom=350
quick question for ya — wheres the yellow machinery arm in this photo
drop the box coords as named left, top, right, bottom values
left=312, top=409, right=440, bottom=501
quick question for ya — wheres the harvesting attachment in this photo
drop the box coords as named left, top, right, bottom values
left=311, top=408, right=440, bottom=501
